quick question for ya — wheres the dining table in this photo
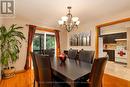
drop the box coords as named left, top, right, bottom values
left=51, top=57, right=92, bottom=87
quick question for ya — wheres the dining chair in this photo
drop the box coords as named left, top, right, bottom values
left=32, top=53, right=53, bottom=87
left=31, top=53, right=39, bottom=87
left=43, top=49, right=55, bottom=57
left=78, top=50, right=95, bottom=63
left=77, top=57, right=107, bottom=87
left=88, top=57, right=107, bottom=87
left=68, top=49, right=78, bottom=59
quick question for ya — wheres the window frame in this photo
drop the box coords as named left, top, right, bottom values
left=33, top=32, right=56, bottom=54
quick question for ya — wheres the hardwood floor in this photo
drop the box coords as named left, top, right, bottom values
left=0, top=69, right=130, bottom=87
left=0, top=70, right=34, bottom=87
left=103, top=74, right=130, bottom=87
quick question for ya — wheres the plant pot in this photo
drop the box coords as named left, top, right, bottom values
left=2, top=67, right=15, bottom=79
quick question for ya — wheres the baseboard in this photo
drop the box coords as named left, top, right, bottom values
left=115, top=61, right=127, bottom=65
left=15, top=70, right=26, bottom=74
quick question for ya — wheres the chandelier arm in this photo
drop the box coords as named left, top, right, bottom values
left=65, top=25, right=70, bottom=32
left=72, top=24, right=75, bottom=31
left=67, top=24, right=72, bottom=32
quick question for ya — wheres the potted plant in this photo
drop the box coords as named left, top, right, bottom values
left=0, top=24, right=25, bottom=79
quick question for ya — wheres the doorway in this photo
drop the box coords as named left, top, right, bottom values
left=96, top=18, right=130, bottom=67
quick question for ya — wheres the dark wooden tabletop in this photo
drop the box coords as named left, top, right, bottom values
left=51, top=57, right=92, bottom=87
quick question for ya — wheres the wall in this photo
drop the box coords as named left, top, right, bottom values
left=1, top=17, right=67, bottom=71
left=127, top=28, right=130, bottom=68
left=98, top=37, right=104, bottom=57
left=59, top=28, right=67, bottom=52
left=100, top=21, right=130, bottom=35
left=67, top=10, right=130, bottom=52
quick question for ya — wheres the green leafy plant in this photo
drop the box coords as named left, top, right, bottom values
left=0, top=24, right=25, bottom=68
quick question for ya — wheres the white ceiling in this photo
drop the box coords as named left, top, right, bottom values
left=16, top=0, right=130, bottom=28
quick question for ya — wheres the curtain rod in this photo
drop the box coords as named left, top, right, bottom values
left=26, top=24, right=35, bottom=26
left=26, top=24, right=60, bottom=32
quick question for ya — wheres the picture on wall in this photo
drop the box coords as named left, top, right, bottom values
left=70, top=31, right=91, bottom=46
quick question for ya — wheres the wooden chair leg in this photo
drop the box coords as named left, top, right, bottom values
left=34, top=80, right=35, bottom=87
left=38, top=83, right=40, bottom=87
left=101, top=82, right=103, bottom=87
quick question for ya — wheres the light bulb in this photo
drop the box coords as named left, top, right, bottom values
left=61, top=16, right=68, bottom=21
left=76, top=21, right=80, bottom=25
left=58, top=20, right=64, bottom=25
left=72, top=17, right=79, bottom=22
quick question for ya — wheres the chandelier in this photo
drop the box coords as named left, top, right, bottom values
left=58, top=6, right=80, bottom=32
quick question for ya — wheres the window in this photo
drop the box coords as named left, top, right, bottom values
left=33, top=34, right=44, bottom=54
left=33, top=33, right=55, bottom=55
left=46, top=34, right=55, bottom=49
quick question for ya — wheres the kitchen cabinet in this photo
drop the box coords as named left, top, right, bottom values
left=101, top=32, right=127, bottom=44
left=103, top=35, right=115, bottom=43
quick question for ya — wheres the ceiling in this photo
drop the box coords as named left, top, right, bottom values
left=16, top=0, right=130, bottom=28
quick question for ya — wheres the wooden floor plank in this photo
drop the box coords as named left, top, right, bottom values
left=103, top=74, right=130, bottom=87
left=0, top=70, right=34, bottom=87
left=0, top=69, right=130, bottom=87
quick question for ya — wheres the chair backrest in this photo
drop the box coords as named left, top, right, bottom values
left=68, top=49, right=78, bottom=59
left=35, top=54, right=53, bottom=87
left=31, top=52, right=39, bottom=81
left=79, top=50, right=95, bottom=63
left=43, top=49, right=55, bottom=57
left=89, top=57, right=107, bottom=87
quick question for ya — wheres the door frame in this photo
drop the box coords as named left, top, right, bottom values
left=95, top=17, right=130, bottom=58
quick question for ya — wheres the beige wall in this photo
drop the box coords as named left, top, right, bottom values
left=1, top=17, right=67, bottom=71
left=59, top=29, right=67, bottom=52
left=100, top=21, right=130, bottom=35
left=127, top=28, right=130, bottom=68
